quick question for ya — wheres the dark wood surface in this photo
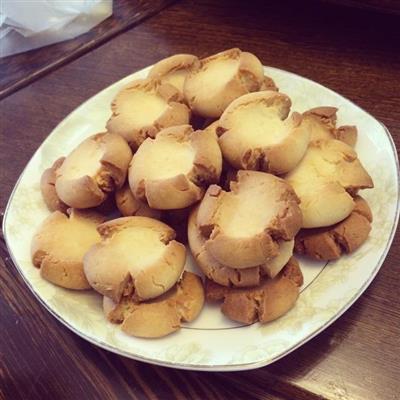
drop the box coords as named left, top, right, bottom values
left=0, top=0, right=175, bottom=100
left=1, top=0, right=400, bottom=399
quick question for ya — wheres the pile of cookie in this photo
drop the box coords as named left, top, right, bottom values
left=31, top=48, right=374, bottom=338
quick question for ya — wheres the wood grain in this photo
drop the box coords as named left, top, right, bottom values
left=0, top=0, right=175, bottom=100
left=1, top=0, right=400, bottom=399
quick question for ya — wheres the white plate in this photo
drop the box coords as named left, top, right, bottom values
left=3, top=66, right=399, bottom=371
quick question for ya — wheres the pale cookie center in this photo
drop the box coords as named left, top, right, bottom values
left=119, top=90, right=169, bottom=127
left=135, top=139, right=195, bottom=180
left=193, top=58, right=239, bottom=96
left=217, top=186, right=279, bottom=238
left=108, top=228, right=166, bottom=273
left=227, top=104, right=288, bottom=146
left=59, top=139, right=103, bottom=180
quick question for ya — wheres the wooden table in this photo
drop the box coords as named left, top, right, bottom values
left=1, top=1, right=399, bottom=399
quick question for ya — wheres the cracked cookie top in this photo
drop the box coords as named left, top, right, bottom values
left=183, top=48, right=264, bottom=118
left=285, top=139, right=373, bottom=228
left=217, top=91, right=310, bottom=174
left=55, top=133, right=132, bottom=209
left=106, top=78, right=190, bottom=150
left=196, top=170, right=302, bottom=269
left=83, top=216, right=186, bottom=302
left=129, top=124, right=222, bottom=210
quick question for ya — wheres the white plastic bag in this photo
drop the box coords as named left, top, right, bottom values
left=0, top=0, right=113, bottom=58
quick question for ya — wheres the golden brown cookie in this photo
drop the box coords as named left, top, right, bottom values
left=106, top=78, right=190, bottom=150
left=103, top=271, right=204, bottom=338
left=55, top=133, right=132, bottom=209
left=184, top=48, right=264, bottom=118
left=302, top=106, right=357, bottom=147
left=259, top=75, right=279, bottom=91
left=218, top=91, right=310, bottom=174
left=205, top=257, right=303, bottom=324
left=196, top=171, right=302, bottom=269
left=147, top=54, right=200, bottom=93
left=188, top=206, right=294, bottom=287
left=129, top=124, right=222, bottom=210
left=285, top=139, right=373, bottom=228
left=115, top=183, right=162, bottom=219
left=83, top=217, right=186, bottom=302
left=31, top=209, right=105, bottom=289
left=40, top=157, right=68, bottom=213
left=295, top=196, right=373, bottom=260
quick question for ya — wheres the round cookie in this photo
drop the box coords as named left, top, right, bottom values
left=205, top=257, right=303, bottom=324
left=55, top=132, right=132, bottom=209
left=129, top=124, right=222, bottom=210
left=147, top=54, right=200, bottom=94
left=106, top=78, right=190, bottom=150
left=115, top=183, right=162, bottom=220
left=184, top=48, right=264, bottom=118
left=285, top=139, right=373, bottom=228
left=188, top=206, right=294, bottom=287
left=103, top=271, right=204, bottom=338
left=302, top=106, right=357, bottom=147
left=295, top=196, right=373, bottom=260
left=217, top=91, right=310, bottom=174
left=83, top=217, right=186, bottom=302
left=40, top=157, right=68, bottom=213
left=196, top=170, right=302, bottom=269
left=31, top=209, right=105, bottom=289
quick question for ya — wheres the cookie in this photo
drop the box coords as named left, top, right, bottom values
left=147, top=54, right=200, bottom=94
left=40, top=157, right=68, bottom=213
left=259, top=75, right=279, bottom=91
left=218, top=91, right=310, bottom=174
left=115, top=183, right=162, bottom=219
left=184, top=48, right=264, bottom=118
left=285, top=139, right=373, bottom=228
left=106, top=78, right=190, bottom=150
left=188, top=206, right=295, bottom=287
left=83, top=217, right=186, bottom=302
left=302, top=106, right=357, bottom=147
left=205, top=257, right=303, bottom=324
left=31, top=209, right=105, bottom=289
left=129, top=124, right=222, bottom=210
left=55, top=132, right=132, bottom=209
left=196, top=170, right=302, bottom=269
left=295, top=196, right=373, bottom=260
left=103, top=271, right=204, bottom=338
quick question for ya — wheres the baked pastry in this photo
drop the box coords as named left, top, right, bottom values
left=129, top=124, right=222, bottom=210
left=302, top=106, right=357, bottom=147
left=55, top=133, right=132, bottom=209
left=40, top=157, right=68, bottom=213
left=147, top=54, right=200, bottom=94
left=205, top=257, right=303, bottom=324
left=189, top=206, right=294, bottom=287
left=218, top=91, right=309, bottom=174
left=31, top=209, right=104, bottom=289
left=196, top=170, right=302, bottom=269
left=295, top=195, right=373, bottom=260
left=184, top=48, right=264, bottom=118
left=285, top=139, right=373, bottom=228
left=115, top=183, right=162, bottom=219
left=106, top=78, right=190, bottom=150
left=103, top=271, right=204, bottom=338
left=83, top=217, right=186, bottom=302
left=259, top=75, right=279, bottom=91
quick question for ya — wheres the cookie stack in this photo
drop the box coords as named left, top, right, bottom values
left=31, top=48, right=374, bottom=337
